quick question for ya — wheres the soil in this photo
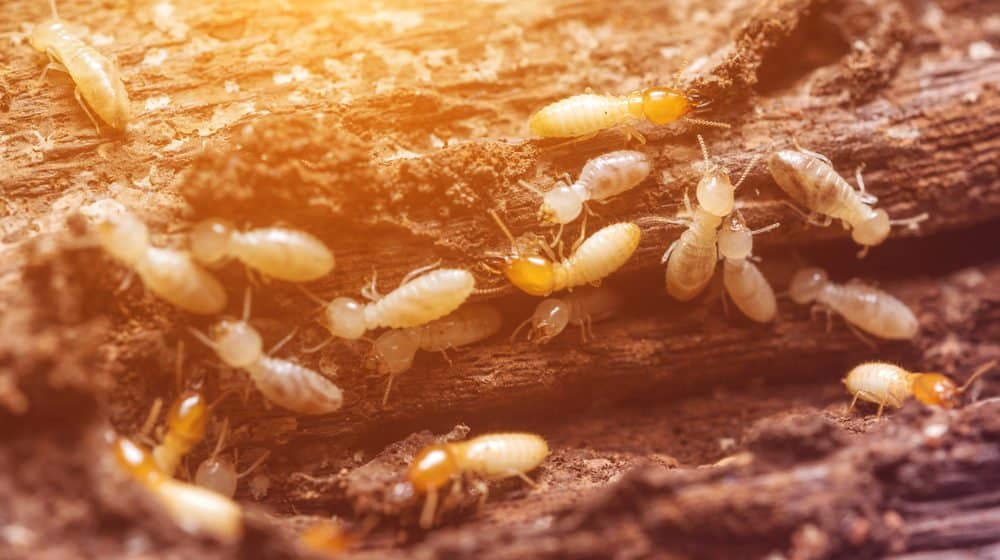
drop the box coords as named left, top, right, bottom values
left=1, top=0, right=998, bottom=559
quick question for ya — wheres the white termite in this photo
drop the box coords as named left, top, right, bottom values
left=717, top=212, right=780, bottom=323
left=365, top=303, right=503, bottom=404
left=87, top=199, right=227, bottom=315
left=194, top=419, right=270, bottom=498
left=511, top=286, right=624, bottom=343
left=661, top=193, right=722, bottom=301
left=190, top=219, right=334, bottom=283
left=788, top=267, right=919, bottom=340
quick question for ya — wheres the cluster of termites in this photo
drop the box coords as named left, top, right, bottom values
left=43, top=0, right=975, bottom=543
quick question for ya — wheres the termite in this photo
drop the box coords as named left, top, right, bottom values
left=660, top=193, right=723, bottom=301
left=522, top=150, right=651, bottom=227
left=510, top=286, right=624, bottom=344
left=190, top=290, right=344, bottom=415
left=190, top=219, right=334, bottom=283
left=366, top=303, right=503, bottom=404
left=528, top=65, right=727, bottom=141
left=788, top=267, right=919, bottom=341
left=488, top=210, right=640, bottom=297
left=407, top=433, right=549, bottom=529
left=152, top=390, right=208, bottom=476
left=111, top=435, right=242, bottom=541
left=767, top=147, right=928, bottom=257
left=844, top=360, right=996, bottom=417
left=312, top=266, right=476, bottom=341
left=30, top=0, right=130, bottom=132
left=194, top=419, right=270, bottom=498
left=717, top=212, right=780, bottom=323
left=89, top=199, right=227, bottom=315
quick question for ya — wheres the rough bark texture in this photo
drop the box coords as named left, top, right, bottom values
left=0, top=0, right=998, bottom=558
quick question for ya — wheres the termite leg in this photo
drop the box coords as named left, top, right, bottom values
left=720, top=283, right=731, bottom=319
left=876, top=400, right=886, bottom=419
left=237, top=450, right=271, bottom=479
left=419, top=489, right=439, bottom=529
left=267, top=327, right=299, bottom=356
left=622, top=125, right=647, bottom=145
left=138, top=397, right=164, bottom=441
left=438, top=349, right=453, bottom=367
left=844, top=322, right=878, bottom=350
left=549, top=223, right=565, bottom=249
left=890, top=212, right=930, bottom=231
left=571, top=212, right=589, bottom=253
left=115, top=270, right=136, bottom=293
left=660, top=240, right=678, bottom=265
left=73, top=87, right=102, bottom=134
left=301, top=336, right=335, bottom=354
left=542, top=131, right=600, bottom=152
left=509, top=317, right=533, bottom=343
left=854, top=164, right=879, bottom=204
left=381, top=374, right=396, bottom=406
left=512, top=471, right=539, bottom=488
left=361, top=270, right=382, bottom=301
left=399, top=260, right=443, bottom=287
left=846, top=392, right=861, bottom=415
left=856, top=245, right=871, bottom=259
left=791, top=138, right=833, bottom=167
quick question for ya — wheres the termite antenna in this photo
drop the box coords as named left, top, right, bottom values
left=49, top=0, right=60, bottom=19
left=517, top=179, right=544, bottom=196
left=207, top=389, right=235, bottom=410
left=301, top=336, right=335, bottom=354
left=751, top=222, right=781, bottom=236
left=671, top=56, right=691, bottom=90
left=473, top=285, right=509, bottom=296
left=209, top=417, right=229, bottom=461
left=241, top=286, right=253, bottom=322
left=175, top=339, right=186, bottom=392
left=187, top=327, right=218, bottom=352
left=237, top=450, right=271, bottom=479
left=733, top=153, right=763, bottom=190
left=890, top=212, right=929, bottom=231
left=489, top=209, right=518, bottom=248
left=267, top=327, right=298, bottom=356
left=696, top=134, right=711, bottom=169
left=959, top=360, right=997, bottom=393
left=138, top=398, right=163, bottom=439
left=684, top=117, right=731, bottom=130
left=509, top=317, right=533, bottom=343
left=382, top=374, right=396, bottom=406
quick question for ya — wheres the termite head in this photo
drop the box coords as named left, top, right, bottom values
left=166, top=391, right=208, bottom=444
left=789, top=267, right=829, bottom=304
left=851, top=209, right=890, bottom=247
left=696, top=169, right=734, bottom=217
left=718, top=212, right=753, bottom=261
left=112, top=436, right=161, bottom=486
left=210, top=319, right=263, bottom=368
left=910, top=373, right=961, bottom=408
left=529, top=299, right=570, bottom=343
left=637, top=87, right=694, bottom=125
left=364, top=329, right=420, bottom=375
left=190, top=219, right=236, bottom=266
left=94, top=212, right=150, bottom=265
left=407, top=444, right=459, bottom=493
left=503, top=254, right=557, bottom=297
left=322, top=297, right=368, bottom=340
left=30, top=20, right=64, bottom=52
left=540, top=184, right=583, bottom=224
left=195, top=456, right=238, bottom=498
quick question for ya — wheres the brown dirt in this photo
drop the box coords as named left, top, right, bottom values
left=1, top=0, right=998, bottom=558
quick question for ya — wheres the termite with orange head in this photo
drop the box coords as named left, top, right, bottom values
left=511, top=286, right=624, bottom=344
left=789, top=267, right=918, bottom=341
left=407, top=433, right=549, bottom=529
left=151, top=390, right=208, bottom=476
left=365, top=303, right=503, bottom=405
left=767, top=146, right=928, bottom=257
left=85, top=199, right=227, bottom=315
left=111, top=435, right=243, bottom=542
left=190, top=289, right=344, bottom=415
left=488, top=210, right=640, bottom=297
left=844, top=360, right=996, bottom=417
left=194, top=419, right=270, bottom=498
left=30, top=0, right=130, bottom=133
left=717, top=212, right=780, bottom=323
left=190, top=219, right=334, bottom=282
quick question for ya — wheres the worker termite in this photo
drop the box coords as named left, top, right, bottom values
left=717, top=212, right=780, bottom=323
left=194, top=419, right=270, bottom=497
left=407, top=433, right=549, bottom=528
left=521, top=150, right=651, bottom=228
left=111, top=435, right=242, bottom=541
left=30, top=0, right=130, bottom=132
left=310, top=267, right=476, bottom=341
left=190, top=290, right=344, bottom=415
left=88, top=199, right=227, bottom=315
left=789, top=267, right=919, bottom=341
left=190, top=219, right=334, bottom=283
left=844, top=360, right=996, bottom=417
left=488, top=210, right=640, bottom=297
left=528, top=65, right=727, bottom=141
left=510, top=286, right=624, bottom=343
left=365, top=303, right=503, bottom=404
left=767, top=147, right=928, bottom=256
left=660, top=193, right=723, bottom=301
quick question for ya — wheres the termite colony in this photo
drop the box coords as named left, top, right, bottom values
left=29, top=0, right=988, bottom=550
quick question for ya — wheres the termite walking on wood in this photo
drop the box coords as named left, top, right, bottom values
left=528, top=64, right=727, bottom=141
left=488, top=210, right=640, bottom=297
left=789, top=267, right=919, bottom=341
left=190, top=289, right=344, bottom=415
left=86, top=199, right=227, bottom=315
left=111, top=435, right=242, bottom=541
left=366, top=303, right=503, bottom=404
left=844, top=360, right=996, bottom=417
left=307, top=266, right=476, bottom=342
left=30, top=0, right=130, bottom=132
left=190, top=219, right=334, bottom=283
left=511, top=286, right=624, bottom=343
left=767, top=146, right=928, bottom=257
left=194, top=419, right=270, bottom=497
left=407, top=433, right=549, bottom=529
left=660, top=193, right=723, bottom=301
left=717, top=212, right=780, bottom=323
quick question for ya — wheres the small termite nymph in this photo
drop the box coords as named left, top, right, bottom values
left=511, top=286, right=624, bottom=344
left=31, top=0, right=130, bottom=132
left=488, top=211, right=640, bottom=297
left=190, top=219, right=334, bottom=283
left=366, top=303, right=503, bottom=404
left=407, top=433, right=549, bottom=529
left=717, top=212, right=780, bottom=323
left=87, top=199, right=227, bottom=315
left=190, top=291, right=344, bottom=415
left=194, top=419, right=270, bottom=498
left=314, top=267, right=476, bottom=341
left=844, top=360, right=996, bottom=417
left=152, top=390, right=208, bottom=476
left=789, top=267, right=919, bottom=341
left=661, top=193, right=722, bottom=301
left=524, top=150, right=651, bottom=226
left=112, top=435, right=242, bottom=541
left=767, top=147, right=928, bottom=256
left=694, top=135, right=762, bottom=218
